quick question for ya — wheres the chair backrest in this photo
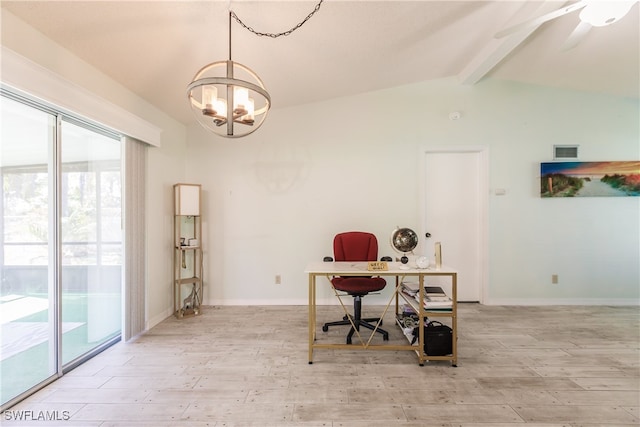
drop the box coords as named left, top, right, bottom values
left=333, top=232, right=378, bottom=262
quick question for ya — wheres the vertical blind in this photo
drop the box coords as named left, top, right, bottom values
left=123, top=136, right=147, bottom=340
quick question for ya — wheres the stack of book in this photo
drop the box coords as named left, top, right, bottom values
left=400, top=282, right=452, bottom=311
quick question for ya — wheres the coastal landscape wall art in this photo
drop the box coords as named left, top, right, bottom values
left=540, top=161, right=640, bottom=197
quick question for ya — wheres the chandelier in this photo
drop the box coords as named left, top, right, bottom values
left=187, top=2, right=323, bottom=138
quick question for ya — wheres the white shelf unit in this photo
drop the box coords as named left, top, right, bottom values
left=173, top=183, right=203, bottom=318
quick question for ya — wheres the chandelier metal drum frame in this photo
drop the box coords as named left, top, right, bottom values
left=187, top=12, right=270, bottom=138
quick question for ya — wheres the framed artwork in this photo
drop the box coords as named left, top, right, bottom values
left=541, top=161, right=640, bottom=197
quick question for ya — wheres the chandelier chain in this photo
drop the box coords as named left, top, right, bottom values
left=230, top=0, right=323, bottom=38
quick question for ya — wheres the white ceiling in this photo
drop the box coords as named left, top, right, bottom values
left=2, top=0, right=638, bottom=126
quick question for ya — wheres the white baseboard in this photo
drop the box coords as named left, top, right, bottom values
left=484, top=297, right=640, bottom=306
left=205, top=297, right=640, bottom=307
left=205, top=298, right=369, bottom=306
left=206, top=298, right=310, bottom=306
left=146, top=307, right=173, bottom=330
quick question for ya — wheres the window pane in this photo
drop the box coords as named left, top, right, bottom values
left=60, top=120, right=122, bottom=364
left=1, top=96, right=57, bottom=406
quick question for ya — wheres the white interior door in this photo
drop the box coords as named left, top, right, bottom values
left=422, top=148, right=487, bottom=302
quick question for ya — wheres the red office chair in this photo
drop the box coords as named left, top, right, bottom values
left=322, top=231, right=389, bottom=344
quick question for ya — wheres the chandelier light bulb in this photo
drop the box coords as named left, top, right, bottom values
left=234, top=86, right=249, bottom=111
left=214, top=98, right=227, bottom=121
left=202, top=85, right=218, bottom=116
left=245, top=98, right=255, bottom=123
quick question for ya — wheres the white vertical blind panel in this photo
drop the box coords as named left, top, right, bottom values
left=123, top=136, right=147, bottom=340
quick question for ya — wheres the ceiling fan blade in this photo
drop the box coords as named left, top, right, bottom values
left=495, top=0, right=588, bottom=38
left=561, top=20, right=592, bottom=50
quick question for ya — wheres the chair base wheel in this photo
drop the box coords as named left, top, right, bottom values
left=322, top=325, right=328, bottom=332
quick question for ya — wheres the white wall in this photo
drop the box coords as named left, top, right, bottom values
left=186, top=77, right=639, bottom=306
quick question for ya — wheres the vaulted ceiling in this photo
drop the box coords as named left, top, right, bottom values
left=2, top=1, right=638, bottom=126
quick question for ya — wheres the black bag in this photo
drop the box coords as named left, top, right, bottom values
left=412, top=320, right=453, bottom=356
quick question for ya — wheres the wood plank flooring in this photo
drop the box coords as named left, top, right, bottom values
left=5, top=304, right=639, bottom=426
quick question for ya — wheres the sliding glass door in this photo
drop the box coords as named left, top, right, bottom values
left=0, top=92, right=123, bottom=407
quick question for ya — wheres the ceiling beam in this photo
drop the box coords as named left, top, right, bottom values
left=458, top=0, right=571, bottom=85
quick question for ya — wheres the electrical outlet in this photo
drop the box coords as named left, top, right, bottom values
left=275, top=274, right=281, bottom=285
left=552, top=274, right=558, bottom=284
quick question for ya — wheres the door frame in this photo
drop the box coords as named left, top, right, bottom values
left=418, top=145, right=489, bottom=304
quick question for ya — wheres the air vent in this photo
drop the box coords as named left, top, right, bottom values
left=553, top=145, right=579, bottom=160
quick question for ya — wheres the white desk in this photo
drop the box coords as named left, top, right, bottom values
left=305, top=261, right=458, bottom=366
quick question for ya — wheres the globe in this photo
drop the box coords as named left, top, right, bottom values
left=391, top=227, right=418, bottom=253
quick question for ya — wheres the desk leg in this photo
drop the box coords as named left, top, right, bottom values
left=451, top=272, right=458, bottom=367
left=419, top=273, right=425, bottom=366
left=308, top=273, right=315, bottom=364
left=395, top=276, right=400, bottom=316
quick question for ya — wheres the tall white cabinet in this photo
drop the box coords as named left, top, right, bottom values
left=173, top=183, right=203, bottom=318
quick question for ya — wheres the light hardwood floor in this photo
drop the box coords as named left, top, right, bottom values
left=5, top=304, right=639, bottom=426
